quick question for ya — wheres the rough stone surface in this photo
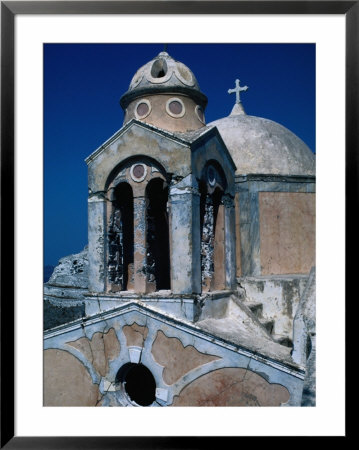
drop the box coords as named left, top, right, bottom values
left=197, top=296, right=293, bottom=364
left=44, top=265, right=55, bottom=282
left=47, top=246, right=89, bottom=288
left=171, top=367, right=290, bottom=406
left=238, top=275, right=308, bottom=341
left=209, top=114, right=315, bottom=176
left=292, top=267, right=316, bottom=405
left=151, top=330, right=220, bottom=385
left=44, top=349, right=99, bottom=406
left=44, top=300, right=85, bottom=330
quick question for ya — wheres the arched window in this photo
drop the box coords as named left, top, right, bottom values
left=107, top=182, right=134, bottom=291
left=200, top=163, right=226, bottom=292
left=145, top=178, right=170, bottom=291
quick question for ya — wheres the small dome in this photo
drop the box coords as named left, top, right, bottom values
left=120, top=52, right=208, bottom=110
left=209, top=105, right=315, bottom=176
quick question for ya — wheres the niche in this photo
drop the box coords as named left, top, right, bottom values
left=200, top=164, right=226, bottom=292
left=107, top=182, right=134, bottom=291
left=145, top=178, right=170, bottom=291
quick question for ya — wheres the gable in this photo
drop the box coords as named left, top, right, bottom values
left=44, top=302, right=304, bottom=406
left=86, top=121, right=192, bottom=192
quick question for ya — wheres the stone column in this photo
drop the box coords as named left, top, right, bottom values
left=223, top=194, right=237, bottom=289
left=169, top=178, right=201, bottom=295
left=133, top=195, right=148, bottom=294
left=88, top=193, right=106, bottom=292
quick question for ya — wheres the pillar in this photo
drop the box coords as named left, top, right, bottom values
left=169, top=180, right=201, bottom=295
left=223, top=194, right=236, bottom=289
left=88, top=193, right=106, bottom=292
left=133, top=195, right=148, bottom=294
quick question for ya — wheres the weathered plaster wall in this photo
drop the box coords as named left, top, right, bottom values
left=235, top=192, right=242, bottom=277
left=44, top=349, right=100, bottom=406
left=124, top=94, right=205, bottom=132
left=87, top=123, right=192, bottom=193
left=172, top=367, right=290, bottom=406
left=191, top=133, right=236, bottom=197
left=67, top=328, right=121, bottom=378
left=236, top=176, right=315, bottom=277
left=239, top=275, right=308, bottom=340
left=292, top=267, right=316, bottom=405
left=170, top=179, right=201, bottom=295
left=152, top=330, right=220, bottom=385
left=259, top=192, right=315, bottom=275
left=43, top=304, right=304, bottom=407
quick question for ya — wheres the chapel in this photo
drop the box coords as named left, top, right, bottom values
left=44, top=51, right=315, bottom=407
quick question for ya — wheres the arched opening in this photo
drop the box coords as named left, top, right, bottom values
left=108, top=182, right=134, bottom=291
left=145, top=178, right=171, bottom=291
left=116, top=363, right=156, bottom=406
left=200, top=164, right=226, bottom=292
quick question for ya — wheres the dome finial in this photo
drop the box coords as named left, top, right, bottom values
left=228, top=79, right=248, bottom=104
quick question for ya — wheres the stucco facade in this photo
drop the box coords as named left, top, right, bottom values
left=44, top=51, right=315, bottom=407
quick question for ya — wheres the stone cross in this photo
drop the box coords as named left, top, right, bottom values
left=228, top=79, right=248, bottom=104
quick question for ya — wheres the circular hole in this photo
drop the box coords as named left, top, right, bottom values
left=168, top=100, right=183, bottom=115
left=130, top=163, right=147, bottom=182
left=135, top=99, right=151, bottom=120
left=116, top=363, right=156, bottom=406
left=166, top=98, right=185, bottom=118
left=133, top=164, right=145, bottom=179
left=137, top=102, right=149, bottom=117
left=151, top=58, right=168, bottom=78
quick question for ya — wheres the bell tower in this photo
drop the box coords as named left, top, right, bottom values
left=85, top=52, right=237, bottom=320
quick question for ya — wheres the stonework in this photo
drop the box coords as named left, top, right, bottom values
left=44, top=50, right=315, bottom=407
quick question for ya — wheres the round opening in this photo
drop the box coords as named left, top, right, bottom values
left=130, top=163, right=147, bottom=182
left=168, top=100, right=183, bottom=115
left=151, top=58, right=168, bottom=78
left=137, top=102, right=149, bottom=117
left=166, top=98, right=185, bottom=118
left=116, top=363, right=156, bottom=406
left=195, top=105, right=205, bottom=124
left=133, top=164, right=145, bottom=179
left=176, top=62, right=194, bottom=84
left=135, top=100, right=151, bottom=120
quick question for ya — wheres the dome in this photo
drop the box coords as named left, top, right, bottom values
left=120, top=51, right=208, bottom=110
left=209, top=104, right=315, bottom=176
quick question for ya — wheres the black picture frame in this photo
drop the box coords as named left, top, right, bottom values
left=1, top=1, right=353, bottom=447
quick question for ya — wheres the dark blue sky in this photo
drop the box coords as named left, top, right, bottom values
left=44, top=43, right=315, bottom=266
